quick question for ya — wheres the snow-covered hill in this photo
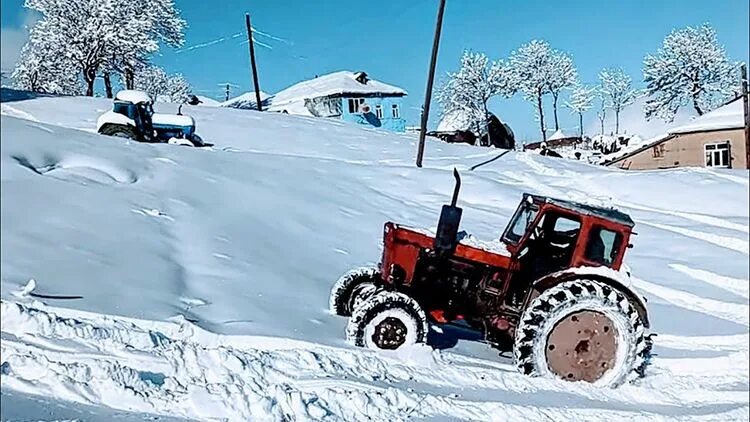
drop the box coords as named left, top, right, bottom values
left=1, top=90, right=748, bottom=421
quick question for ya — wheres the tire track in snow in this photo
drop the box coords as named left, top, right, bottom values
left=632, top=277, right=749, bottom=326
left=620, top=201, right=749, bottom=234
left=669, top=263, right=749, bottom=299
left=2, top=300, right=746, bottom=421
left=656, top=333, right=749, bottom=352
left=638, top=221, right=749, bottom=255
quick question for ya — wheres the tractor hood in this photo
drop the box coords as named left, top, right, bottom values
left=152, top=113, right=195, bottom=128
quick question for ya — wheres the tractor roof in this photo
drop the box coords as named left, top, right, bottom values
left=526, top=193, right=635, bottom=228
left=115, top=90, right=152, bottom=105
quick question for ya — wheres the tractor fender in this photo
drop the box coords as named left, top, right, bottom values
left=529, top=265, right=650, bottom=328
left=97, top=111, right=135, bottom=133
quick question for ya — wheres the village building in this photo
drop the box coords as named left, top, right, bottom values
left=604, top=97, right=749, bottom=170
left=524, top=129, right=582, bottom=151
left=267, top=71, right=407, bottom=132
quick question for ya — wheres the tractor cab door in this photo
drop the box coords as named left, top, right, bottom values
left=517, top=210, right=582, bottom=282
left=135, top=103, right=155, bottom=141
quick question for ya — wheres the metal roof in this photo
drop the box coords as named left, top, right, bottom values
left=527, top=193, right=635, bottom=227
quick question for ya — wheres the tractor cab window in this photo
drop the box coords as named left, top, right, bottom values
left=503, top=203, right=538, bottom=244
left=113, top=101, right=131, bottom=116
left=585, top=226, right=622, bottom=266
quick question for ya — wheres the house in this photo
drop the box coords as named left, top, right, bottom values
left=524, top=129, right=582, bottom=151
left=429, top=110, right=515, bottom=148
left=428, top=109, right=477, bottom=145
left=267, top=71, right=407, bottom=132
left=604, top=97, right=748, bottom=170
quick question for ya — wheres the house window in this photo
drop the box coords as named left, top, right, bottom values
left=391, top=104, right=400, bottom=118
left=375, top=104, right=383, bottom=119
left=652, top=144, right=665, bottom=158
left=704, top=142, right=730, bottom=168
left=348, top=98, right=364, bottom=113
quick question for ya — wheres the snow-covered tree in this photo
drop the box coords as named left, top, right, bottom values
left=643, top=24, right=739, bottom=121
left=546, top=51, right=577, bottom=131
left=599, top=67, right=636, bottom=134
left=437, top=50, right=514, bottom=144
left=17, top=0, right=185, bottom=97
left=11, top=23, right=81, bottom=95
left=509, top=40, right=555, bottom=140
left=565, top=83, right=596, bottom=137
left=135, top=66, right=192, bottom=103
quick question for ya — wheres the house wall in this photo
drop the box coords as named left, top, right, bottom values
left=341, top=96, right=406, bottom=132
left=612, top=128, right=747, bottom=170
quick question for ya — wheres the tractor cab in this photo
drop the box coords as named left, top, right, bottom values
left=502, top=194, right=633, bottom=281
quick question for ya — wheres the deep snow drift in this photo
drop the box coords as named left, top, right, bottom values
left=1, top=90, right=748, bottom=421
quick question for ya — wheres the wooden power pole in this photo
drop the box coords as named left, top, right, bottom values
left=416, top=0, right=446, bottom=168
left=245, top=13, right=263, bottom=112
left=741, top=63, right=749, bottom=170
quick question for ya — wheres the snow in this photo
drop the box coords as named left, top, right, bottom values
left=669, top=97, right=744, bottom=134
left=220, top=91, right=272, bottom=109
left=196, top=95, right=221, bottom=107
left=1, top=88, right=749, bottom=421
left=547, top=128, right=573, bottom=141
left=436, top=109, right=474, bottom=132
left=152, top=113, right=195, bottom=127
left=96, top=110, right=134, bottom=131
left=114, top=90, right=152, bottom=104
left=268, top=71, right=406, bottom=114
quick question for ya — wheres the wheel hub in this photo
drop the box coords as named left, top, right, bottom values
left=545, top=310, right=618, bottom=382
left=372, top=317, right=408, bottom=349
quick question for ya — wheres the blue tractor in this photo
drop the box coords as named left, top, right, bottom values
left=97, top=90, right=208, bottom=147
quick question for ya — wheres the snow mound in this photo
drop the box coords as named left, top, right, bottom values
left=220, top=91, right=272, bottom=109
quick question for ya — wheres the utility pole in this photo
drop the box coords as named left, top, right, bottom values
left=416, top=0, right=446, bottom=168
left=245, top=13, right=263, bottom=112
left=741, top=63, right=749, bottom=170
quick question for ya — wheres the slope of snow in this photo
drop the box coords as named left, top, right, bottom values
left=1, top=89, right=748, bottom=421
left=196, top=95, right=221, bottom=107
left=220, top=91, right=272, bottom=109
left=268, top=71, right=406, bottom=114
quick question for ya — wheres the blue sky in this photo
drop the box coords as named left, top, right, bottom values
left=2, top=0, right=748, bottom=141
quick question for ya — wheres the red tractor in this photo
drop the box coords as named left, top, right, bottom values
left=330, top=170, right=653, bottom=387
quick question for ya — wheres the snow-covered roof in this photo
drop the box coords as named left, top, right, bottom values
left=220, top=91, right=272, bottom=109
left=436, top=110, right=473, bottom=132
left=669, top=97, right=744, bottom=134
left=547, top=128, right=575, bottom=141
left=114, top=90, right=152, bottom=104
left=268, top=71, right=406, bottom=113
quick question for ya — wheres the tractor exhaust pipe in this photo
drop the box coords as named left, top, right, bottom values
left=451, top=168, right=461, bottom=207
left=434, top=168, right=463, bottom=256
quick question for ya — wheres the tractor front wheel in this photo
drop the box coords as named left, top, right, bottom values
left=329, top=267, right=381, bottom=316
left=346, top=291, right=428, bottom=350
left=514, top=279, right=648, bottom=387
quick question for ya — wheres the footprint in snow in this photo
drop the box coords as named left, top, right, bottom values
left=212, top=253, right=232, bottom=261
left=132, top=208, right=174, bottom=221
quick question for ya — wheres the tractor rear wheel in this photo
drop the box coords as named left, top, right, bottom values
left=99, top=124, right=139, bottom=141
left=346, top=291, right=428, bottom=350
left=514, top=279, right=648, bottom=387
left=329, top=267, right=381, bottom=317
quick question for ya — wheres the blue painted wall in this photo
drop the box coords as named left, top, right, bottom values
left=340, top=96, right=406, bottom=132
